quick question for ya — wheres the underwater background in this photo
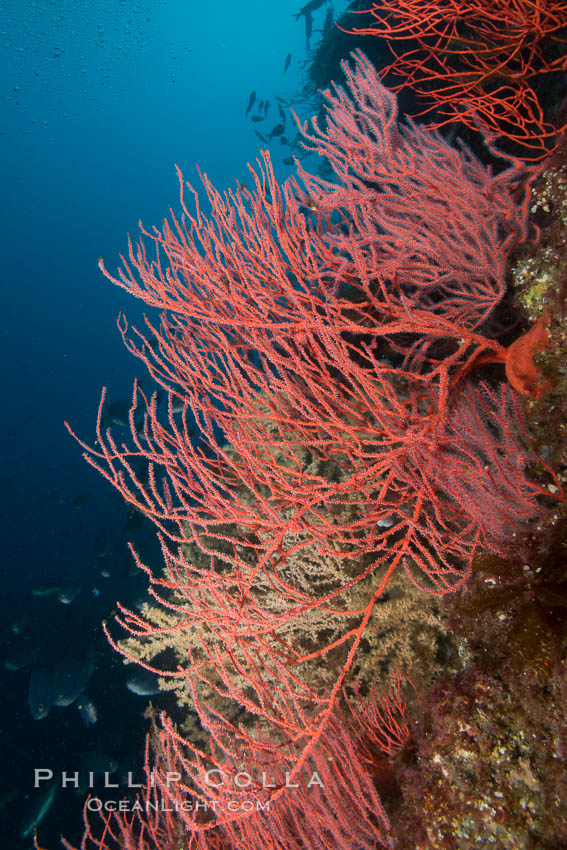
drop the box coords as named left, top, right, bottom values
left=1, top=0, right=567, bottom=848
left=0, top=1, right=334, bottom=845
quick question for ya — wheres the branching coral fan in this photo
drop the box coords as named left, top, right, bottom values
left=65, top=50, right=562, bottom=848
left=62, top=680, right=411, bottom=850
left=344, top=0, right=567, bottom=158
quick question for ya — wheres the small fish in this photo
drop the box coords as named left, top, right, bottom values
left=268, top=123, right=285, bottom=139
left=80, top=751, right=119, bottom=776
left=293, top=0, right=329, bottom=19
left=77, top=695, right=98, bottom=726
left=126, top=668, right=162, bottom=696
left=254, top=130, right=268, bottom=143
left=245, top=91, right=256, bottom=116
left=20, top=779, right=57, bottom=838
left=378, top=515, right=395, bottom=528
left=251, top=115, right=264, bottom=123
left=263, top=99, right=269, bottom=115
left=57, top=583, right=81, bottom=604
left=141, top=335, right=160, bottom=357
left=31, top=583, right=57, bottom=598
left=32, top=581, right=81, bottom=604
left=134, top=422, right=149, bottom=442
left=52, top=645, right=94, bottom=707
left=278, top=103, right=286, bottom=124
left=76, top=752, right=119, bottom=794
left=283, top=157, right=294, bottom=166
left=106, top=400, right=130, bottom=427
left=284, top=53, right=291, bottom=73
left=280, top=136, right=288, bottom=146
left=28, top=665, right=54, bottom=719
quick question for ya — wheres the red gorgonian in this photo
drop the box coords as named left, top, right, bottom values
left=65, top=51, right=562, bottom=845
left=343, top=0, right=567, bottom=158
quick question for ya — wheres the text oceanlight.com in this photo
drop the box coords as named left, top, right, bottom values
left=87, top=798, right=274, bottom=814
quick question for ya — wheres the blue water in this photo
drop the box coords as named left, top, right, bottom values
left=0, top=1, right=336, bottom=844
